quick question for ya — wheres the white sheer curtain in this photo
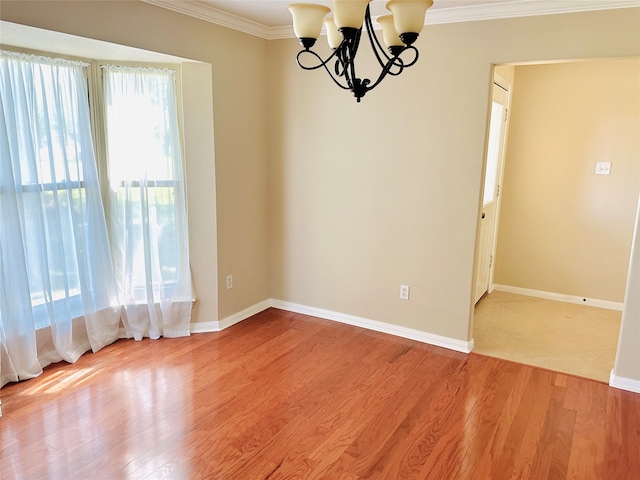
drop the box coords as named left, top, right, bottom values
left=103, top=66, right=192, bottom=340
left=0, top=51, right=121, bottom=388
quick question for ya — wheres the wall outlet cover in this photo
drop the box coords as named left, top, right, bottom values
left=595, top=162, right=611, bottom=175
left=400, top=285, right=410, bottom=300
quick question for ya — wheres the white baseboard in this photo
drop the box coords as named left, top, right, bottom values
left=609, top=371, right=640, bottom=393
left=492, top=284, right=624, bottom=311
left=219, top=299, right=272, bottom=330
left=189, top=321, right=219, bottom=334
left=270, top=299, right=473, bottom=354
left=187, top=297, right=473, bottom=354
left=190, top=299, right=272, bottom=333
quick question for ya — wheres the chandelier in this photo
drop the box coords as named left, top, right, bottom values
left=287, top=0, right=434, bottom=102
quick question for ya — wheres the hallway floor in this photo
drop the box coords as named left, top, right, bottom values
left=473, top=291, right=622, bottom=383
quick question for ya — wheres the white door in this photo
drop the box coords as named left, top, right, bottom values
left=474, top=81, right=509, bottom=304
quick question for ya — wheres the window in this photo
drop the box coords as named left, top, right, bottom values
left=0, top=50, right=192, bottom=343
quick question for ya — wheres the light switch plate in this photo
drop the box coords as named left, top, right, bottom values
left=595, top=162, right=611, bottom=175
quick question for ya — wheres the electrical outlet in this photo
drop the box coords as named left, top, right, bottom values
left=400, top=285, right=410, bottom=300
left=226, top=275, right=233, bottom=289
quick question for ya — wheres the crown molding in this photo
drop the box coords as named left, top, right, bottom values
left=142, top=0, right=284, bottom=39
left=423, top=0, right=640, bottom=25
left=142, top=0, right=640, bottom=40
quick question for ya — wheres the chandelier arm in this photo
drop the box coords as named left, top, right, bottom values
left=364, top=6, right=394, bottom=69
left=334, top=39, right=354, bottom=91
left=346, top=40, right=358, bottom=91
left=399, top=46, right=419, bottom=68
left=330, top=45, right=352, bottom=89
left=324, top=61, right=353, bottom=91
left=375, top=55, right=405, bottom=77
left=363, top=56, right=407, bottom=92
left=377, top=46, right=420, bottom=78
left=295, top=47, right=341, bottom=72
left=352, top=26, right=363, bottom=60
left=296, top=49, right=352, bottom=91
left=334, top=55, right=346, bottom=78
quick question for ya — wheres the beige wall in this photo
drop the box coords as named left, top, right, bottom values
left=0, top=1, right=271, bottom=322
left=614, top=195, right=640, bottom=384
left=494, top=64, right=515, bottom=85
left=494, top=59, right=640, bottom=302
left=267, top=8, right=640, bottom=342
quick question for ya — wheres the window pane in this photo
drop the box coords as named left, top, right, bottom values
left=103, top=66, right=191, bottom=304
left=105, top=70, right=175, bottom=182
left=483, top=101, right=504, bottom=206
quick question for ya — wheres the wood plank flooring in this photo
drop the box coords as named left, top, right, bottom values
left=1, top=308, right=639, bottom=479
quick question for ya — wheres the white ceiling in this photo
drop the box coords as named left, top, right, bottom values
left=179, top=0, right=518, bottom=28
left=141, top=0, right=640, bottom=39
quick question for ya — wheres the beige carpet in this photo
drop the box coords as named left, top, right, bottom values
left=473, top=290, right=622, bottom=382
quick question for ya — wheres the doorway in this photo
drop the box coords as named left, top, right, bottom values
left=472, top=59, right=639, bottom=382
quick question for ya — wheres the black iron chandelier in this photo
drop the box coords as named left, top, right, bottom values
left=287, top=0, right=434, bottom=102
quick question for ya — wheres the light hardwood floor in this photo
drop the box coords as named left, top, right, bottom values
left=1, top=308, right=638, bottom=479
left=473, top=291, right=622, bottom=382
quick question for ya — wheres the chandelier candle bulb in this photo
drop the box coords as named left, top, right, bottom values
left=287, top=3, right=331, bottom=47
left=332, top=0, right=372, bottom=30
left=324, top=18, right=343, bottom=50
left=386, top=0, right=433, bottom=43
left=377, top=15, right=404, bottom=51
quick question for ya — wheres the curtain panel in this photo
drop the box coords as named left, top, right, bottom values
left=0, top=51, right=121, bottom=388
left=102, top=66, right=192, bottom=340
